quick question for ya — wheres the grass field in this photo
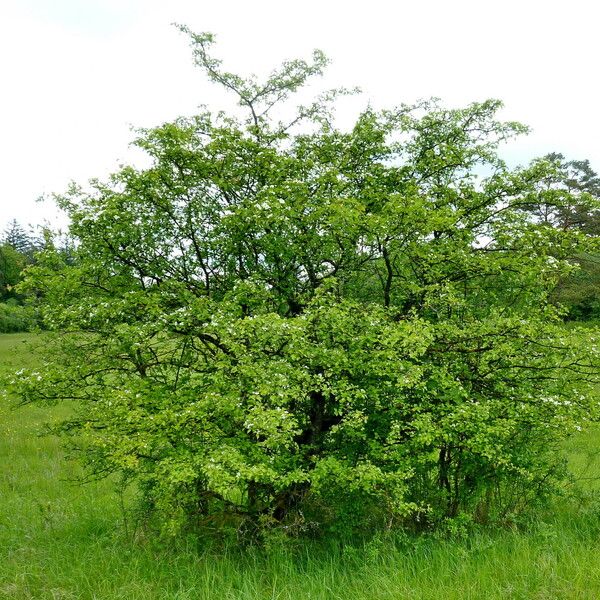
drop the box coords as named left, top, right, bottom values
left=1, top=333, right=600, bottom=599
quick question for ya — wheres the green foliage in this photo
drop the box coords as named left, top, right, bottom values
left=0, top=301, right=37, bottom=333
left=1, top=331, right=600, bottom=599
left=0, top=226, right=43, bottom=330
left=2, top=219, right=35, bottom=257
left=517, top=153, right=600, bottom=320
left=519, top=153, right=600, bottom=233
left=11, top=30, right=600, bottom=539
left=553, top=253, right=600, bottom=320
left=0, top=244, right=27, bottom=302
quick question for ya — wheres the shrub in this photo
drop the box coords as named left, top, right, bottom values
left=12, top=30, right=600, bottom=539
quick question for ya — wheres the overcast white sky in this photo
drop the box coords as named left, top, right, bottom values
left=1, top=0, right=599, bottom=233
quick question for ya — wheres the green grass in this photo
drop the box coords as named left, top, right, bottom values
left=2, top=333, right=600, bottom=599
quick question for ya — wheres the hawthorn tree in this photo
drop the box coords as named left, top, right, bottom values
left=12, top=30, right=600, bottom=537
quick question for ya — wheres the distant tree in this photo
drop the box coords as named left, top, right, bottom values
left=522, top=154, right=600, bottom=232
left=2, top=219, right=34, bottom=257
left=12, top=30, right=600, bottom=539
left=0, top=244, right=26, bottom=301
left=521, top=155, right=600, bottom=319
left=559, top=157, right=600, bottom=234
left=553, top=252, right=600, bottom=320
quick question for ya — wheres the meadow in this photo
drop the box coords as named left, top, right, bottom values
left=1, top=332, right=600, bottom=600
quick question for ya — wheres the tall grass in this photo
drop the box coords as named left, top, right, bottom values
left=1, top=333, right=600, bottom=599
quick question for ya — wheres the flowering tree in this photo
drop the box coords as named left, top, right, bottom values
left=14, top=30, right=600, bottom=537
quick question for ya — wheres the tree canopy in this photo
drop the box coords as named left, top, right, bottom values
left=12, top=30, right=600, bottom=539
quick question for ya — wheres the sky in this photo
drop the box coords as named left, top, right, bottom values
left=1, top=0, right=599, bottom=233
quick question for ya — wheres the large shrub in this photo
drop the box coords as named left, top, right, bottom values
left=13, top=31, right=600, bottom=538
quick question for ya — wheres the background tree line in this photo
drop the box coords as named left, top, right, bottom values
left=0, top=220, right=38, bottom=332
left=0, top=220, right=73, bottom=332
left=533, top=154, right=600, bottom=320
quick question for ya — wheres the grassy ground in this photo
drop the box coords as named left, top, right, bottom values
left=1, top=333, right=600, bottom=599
